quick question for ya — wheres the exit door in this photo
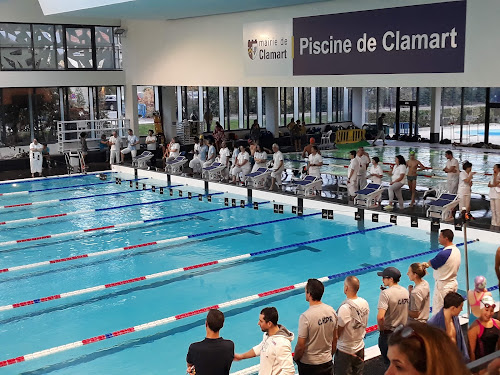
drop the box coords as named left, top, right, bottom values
left=395, top=100, right=418, bottom=139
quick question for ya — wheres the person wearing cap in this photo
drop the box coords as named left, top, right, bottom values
left=334, top=276, right=369, bottom=375
left=468, top=276, right=493, bottom=319
left=376, top=266, right=409, bottom=365
left=294, top=278, right=337, bottom=375
left=406, top=151, right=430, bottom=208
left=468, top=295, right=500, bottom=367
left=307, top=146, right=323, bottom=178
left=302, top=137, right=318, bottom=158
left=428, top=292, right=470, bottom=362
left=422, top=229, right=461, bottom=314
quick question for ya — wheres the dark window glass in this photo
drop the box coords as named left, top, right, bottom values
left=0, top=23, right=33, bottom=70
left=33, top=24, right=56, bottom=70
left=66, top=27, right=93, bottom=69
left=33, top=87, right=60, bottom=143
left=95, top=27, right=114, bottom=69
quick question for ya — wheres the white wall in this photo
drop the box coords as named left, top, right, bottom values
left=122, top=0, right=500, bottom=87
left=0, top=0, right=124, bottom=88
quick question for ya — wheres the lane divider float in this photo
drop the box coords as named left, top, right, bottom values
left=0, top=184, right=183, bottom=210
left=0, top=194, right=258, bottom=248
left=0, top=222, right=388, bottom=310
left=0, top=212, right=319, bottom=274
left=0, top=188, right=202, bottom=226
left=0, top=171, right=114, bottom=187
left=0, top=239, right=478, bottom=368
left=0, top=178, right=147, bottom=197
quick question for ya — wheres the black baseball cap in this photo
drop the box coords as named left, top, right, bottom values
left=377, top=267, right=401, bottom=280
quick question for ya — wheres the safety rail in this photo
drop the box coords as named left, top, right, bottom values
left=334, top=129, right=366, bottom=145
left=57, top=118, right=131, bottom=153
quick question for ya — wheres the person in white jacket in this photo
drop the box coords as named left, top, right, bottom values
left=234, top=307, right=295, bottom=375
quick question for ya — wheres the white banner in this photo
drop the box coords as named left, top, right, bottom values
left=243, top=20, right=293, bottom=76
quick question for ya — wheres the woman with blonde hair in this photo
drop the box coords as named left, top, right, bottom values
left=386, top=322, right=471, bottom=375
left=406, top=263, right=430, bottom=323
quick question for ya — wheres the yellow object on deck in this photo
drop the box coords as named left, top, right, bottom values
left=335, top=129, right=366, bottom=144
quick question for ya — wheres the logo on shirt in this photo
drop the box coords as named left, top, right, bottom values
left=318, top=316, right=334, bottom=326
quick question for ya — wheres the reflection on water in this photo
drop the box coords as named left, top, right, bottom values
left=285, top=146, right=497, bottom=194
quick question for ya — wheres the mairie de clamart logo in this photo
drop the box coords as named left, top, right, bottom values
left=247, top=37, right=289, bottom=61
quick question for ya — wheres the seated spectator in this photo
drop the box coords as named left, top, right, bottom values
left=406, top=263, right=430, bottom=323
left=368, top=157, right=383, bottom=185
left=218, top=141, right=231, bottom=180
left=468, top=295, right=500, bottom=374
left=164, top=137, right=180, bottom=162
left=186, top=309, right=234, bottom=375
left=189, top=136, right=207, bottom=175
left=204, top=139, right=216, bottom=168
left=428, top=292, right=470, bottom=362
left=251, top=144, right=268, bottom=173
left=468, top=276, right=493, bottom=319
left=385, top=155, right=406, bottom=211
left=145, top=129, right=157, bottom=168
left=99, top=134, right=110, bottom=163
left=386, top=322, right=471, bottom=375
left=231, top=145, right=251, bottom=184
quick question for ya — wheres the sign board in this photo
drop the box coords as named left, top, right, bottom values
left=244, top=1, right=466, bottom=76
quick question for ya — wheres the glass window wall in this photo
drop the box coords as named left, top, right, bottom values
left=0, top=23, right=33, bottom=70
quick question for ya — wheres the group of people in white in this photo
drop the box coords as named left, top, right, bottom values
left=186, top=230, right=499, bottom=375
left=189, top=136, right=286, bottom=191
left=345, top=147, right=500, bottom=226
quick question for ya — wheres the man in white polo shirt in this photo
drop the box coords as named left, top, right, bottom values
left=269, top=143, right=284, bottom=191
left=423, top=229, right=461, bottom=314
left=294, top=278, right=337, bottom=375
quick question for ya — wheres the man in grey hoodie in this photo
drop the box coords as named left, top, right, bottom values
left=234, top=307, right=295, bottom=375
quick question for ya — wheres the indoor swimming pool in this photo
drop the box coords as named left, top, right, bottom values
left=285, top=145, right=498, bottom=195
left=0, top=171, right=498, bottom=374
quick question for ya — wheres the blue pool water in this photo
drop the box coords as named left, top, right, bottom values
left=0, top=173, right=497, bottom=374
left=285, top=145, right=498, bottom=194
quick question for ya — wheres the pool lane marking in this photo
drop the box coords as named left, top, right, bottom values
left=0, top=187, right=204, bottom=226
left=0, top=184, right=183, bottom=210
left=0, top=212, right=319, bottom=274
left=0, top=238, right=478, bottom=368
left=0, top=223, right=390, bottom=310
left=0, top=178, right=147, bottom=197
left=0, top=194, right=255, bottom=248
left=0, top=172, right=114, bottom=187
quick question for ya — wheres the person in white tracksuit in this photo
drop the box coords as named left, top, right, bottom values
left=234, top=307, right=295, bottom=375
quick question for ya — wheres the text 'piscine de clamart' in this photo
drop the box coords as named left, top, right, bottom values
left=299, top=28, right=459, bottom=56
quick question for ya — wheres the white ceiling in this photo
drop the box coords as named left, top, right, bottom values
left=38, top=0, right=332, bottom=20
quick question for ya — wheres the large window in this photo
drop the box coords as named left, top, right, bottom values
left=138, top=86, right=156, bottom=135
left=315, top=87, right=328, bottom=124
left=223, top=87, right=239, bottom=130
left=65, top=87, right=90, bottom=120
left=0, top=22, right=122, bottom=71
left=0, top=23, right=33, bottom=70
left=33, top=88, right=60, bottom=143
left=298, top=87, right=311, bottom=124
left=463, top=87, right=486, bottom=143
left=243, top=87, right=258, bottom=128
left=1, top=88, right=32, bottom=146
left=280, top=87, right=294, bottom=127
left=204, top=87, right=220, bottom=129
left=364, top=87, right=378, bottom=124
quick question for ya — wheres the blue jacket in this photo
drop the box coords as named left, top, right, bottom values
left=428, top=308, right=470, bottom=362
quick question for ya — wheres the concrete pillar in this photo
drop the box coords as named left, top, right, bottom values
left=124, top=84, right=139, bottom=136
left=161, top=86, right=177, bottom=139
left=198, top=86, right=204, bottom=124
left=351, top=87, right=365, bottom=128
left=327, top=87, right=333, bottom=122
left=238, top=86, right=244, bottom=129
left=311, top=87, right=316, bottom=123
left=294, top=87, right=299, bottom=121
left=257, top=87, right=263, bottom=126
left=219, top=86, right=224, bottom=128
left=430, top=87, right=442, bottom=143
left=265, top=87, right=279, bottom=137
